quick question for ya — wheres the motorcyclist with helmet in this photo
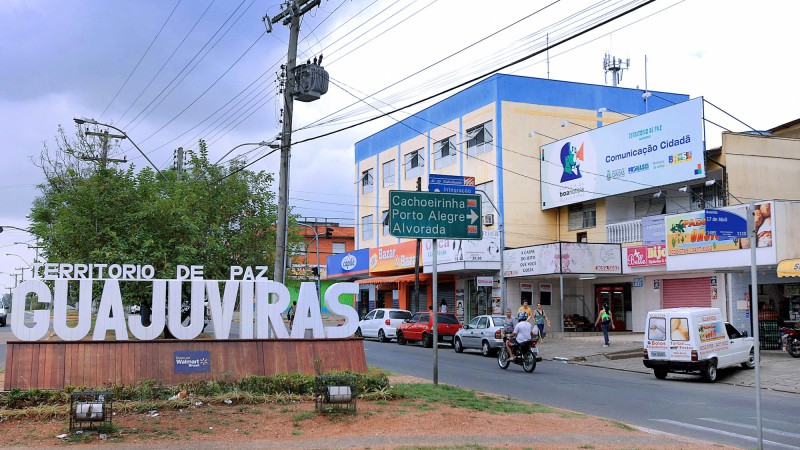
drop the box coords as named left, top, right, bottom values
left=507, top=311, right=538, bottom=360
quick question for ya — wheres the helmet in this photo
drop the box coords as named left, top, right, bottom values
left=517, top=311, right=528, bottom=321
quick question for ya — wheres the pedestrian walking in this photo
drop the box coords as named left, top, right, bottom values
left=595, top=304, right=614, bottom=346
left=533, top=303, right=551, bottom=340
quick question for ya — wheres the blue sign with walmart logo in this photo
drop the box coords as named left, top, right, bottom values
left=174, top=350, right=211, bottom=373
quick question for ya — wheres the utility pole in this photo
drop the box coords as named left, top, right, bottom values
left=174, top=147, right=184, bottom=181
left=265, top=0, right=321, bottom=284
left=83, top=129, right=127, bottom=169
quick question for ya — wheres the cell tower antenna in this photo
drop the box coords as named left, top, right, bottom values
left=603, top=52, right=630, bottom=87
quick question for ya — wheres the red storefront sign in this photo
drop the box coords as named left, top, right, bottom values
left=626, top=245, right=666, bottom=267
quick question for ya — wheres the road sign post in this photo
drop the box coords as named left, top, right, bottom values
left=390, top=190, right=482, bottom=387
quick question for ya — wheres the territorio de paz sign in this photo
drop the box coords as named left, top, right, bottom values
left=10, top=263, right=359, bottom=342
left=540, top=97, right=705, bottom=209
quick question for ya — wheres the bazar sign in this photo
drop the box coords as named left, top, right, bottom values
left=10, top=263, right=359, bottom=342
left=369, top=241, right=417, bottom=273
left=626, top=245, right=667, bottom=267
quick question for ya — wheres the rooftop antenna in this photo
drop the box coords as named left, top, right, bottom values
left=603, top=52, right=629, bottom=87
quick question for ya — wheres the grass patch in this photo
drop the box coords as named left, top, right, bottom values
left=611, top=421, right=636, bottom=431
left=376, top=400, right=390, bottom=405
left=390, top=384, right=552, bottom=415
left=578, top=445, right=595, bottom=449
left=292, top=430, right=303, bottom=436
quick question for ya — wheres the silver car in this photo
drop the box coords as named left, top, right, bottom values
left=453, top=314, right=507, bottom=357
left=355, top=308, right=412, bottom=342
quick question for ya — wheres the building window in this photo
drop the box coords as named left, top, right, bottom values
left=577, top=231, right=588, bottom=243
left=404, top=149, right=425, bottom=179
left=331, top=242, right=346, bottom=254
left=381, top=210, right=390, bottom=236
left=382, top=160, right=395, bottom=187
left=634, top=194, right=666, bottom=219
left=434, top=136, right=457, bottom=169
left=362, top=214, right=374, bottom=241
left=690, top=183, right=722, bottom=211
left=568, top=202, right=596, bottom=230
left=361, top=168, right=374, bottom=194
left=465, top=121, right=493, bottom=158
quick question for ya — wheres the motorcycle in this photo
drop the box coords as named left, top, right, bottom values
left=498, top=336, right=541, bottom=373
left=781, top=327, right=800, bottom=358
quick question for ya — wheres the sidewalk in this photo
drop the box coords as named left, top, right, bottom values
left=538, top=332, right=800, bottom=395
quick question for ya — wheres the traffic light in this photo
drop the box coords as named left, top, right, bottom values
left=325, top=227, right=333, bottom=238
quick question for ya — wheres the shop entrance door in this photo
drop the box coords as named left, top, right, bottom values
left=466, top=280, right=491, bottom=324
left=595, top=285, right=630, bottom=330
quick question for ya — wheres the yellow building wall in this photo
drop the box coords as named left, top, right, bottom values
left=357, top=154, right=379, bottom=248
left=723, top=133, right=800, bottom=206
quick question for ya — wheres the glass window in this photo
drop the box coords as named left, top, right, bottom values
left=365, top=310, right=376, bottom=320
left=375, top=310, right=384, bottom=319
left=634, top=194, right=666, bottom=219
left=468, top=317, right=480, bottom=328
left=382, top=160, right=395, bottom=187
left=690, top=182, right=723, bottom=211
left=381, top=210, right=389, bottom=236
left=492, top=316, right=506, bottom=327
left=404, top=149, right=425, bottom=179
left=647, top=317, right=666, bottom=341
left=670, top=318, right=689, bottom=341
left=434, top=135, right=457, bottom=169
left=389, top=311, right=412, bottom=320
left=437, top=314, right=459, bottom=324
left=361, top=168, right=374, bottom=194
left=361, top=215, right=374, bottom=241
left=477, top=317, right=489, bottom=329
left=568, top=202, right=596, bottom=230
left=466, top=121, right=494, bottom=157
left=725, top=323, right=742, bottom=339
left=420, top=313, right=430, bottom=324
left=331, top=242, right=345, bottom=254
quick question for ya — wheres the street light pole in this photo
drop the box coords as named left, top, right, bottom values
left=73, top=118, right=168, bottom=181
left=298, top=223, right=321, bottom=302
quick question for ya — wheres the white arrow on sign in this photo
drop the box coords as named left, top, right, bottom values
left=468, top=209, right=479, bottom=224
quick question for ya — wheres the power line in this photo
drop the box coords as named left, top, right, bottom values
left=99, top=0, right=182, bottom=119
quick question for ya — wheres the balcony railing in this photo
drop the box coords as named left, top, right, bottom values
left=606, top=219, right=642, bottom=244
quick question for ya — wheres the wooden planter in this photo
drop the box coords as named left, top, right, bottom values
left=4, top=338, right=367, bottom=390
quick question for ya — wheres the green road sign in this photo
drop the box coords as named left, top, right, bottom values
left=389, top=190, right=482, bottom=240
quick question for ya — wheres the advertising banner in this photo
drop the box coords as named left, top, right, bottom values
left=326, top=248, right=370, bottom=279
left=503, top=242, right=622, bottom=277
left=422, top=229, right=501, bottom=265
left=369, top=241, right=418, bottom=273
left=642, top=215, right=666, bottom=245
left=625, top=244, right=667, bottom=267
left=666, top=202, right=773, bottom=256
left=174, top=350, right=211, bottom=373
left=540, top=98, right=705, bottom=209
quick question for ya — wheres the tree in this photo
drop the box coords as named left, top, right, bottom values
left=29, top=135, right=300, bottom=307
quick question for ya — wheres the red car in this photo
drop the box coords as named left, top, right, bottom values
left=396, top=312, right=462, bottom=347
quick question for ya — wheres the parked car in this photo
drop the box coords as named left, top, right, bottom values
left=643, top=307, right=755, bottom=382
left=355, top=308, right=412, bottom=342
left=0, top=303, right=7, bottom=327
left=396, top=312, right=462, bottom=347
left=454, top=314, right=507, bottom=357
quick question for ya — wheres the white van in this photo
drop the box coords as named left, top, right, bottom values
left=643, top=307, right=755, bottom=382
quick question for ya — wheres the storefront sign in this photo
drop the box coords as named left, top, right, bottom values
left=666, top=202, right=773, bottom=256
left=626, top=245, right=667, bottom=267
left=540, top=98, right=705, bottom=209
left=476, top=276, right=494, bottom=287
left=633, top=277, right=644, bottom=288
left=369, top=241, right=417, bottom=273
left=327, top=249, right=369, bottom=278
left=10, top=264, right=360, bottom=342
left=642, top=215, right=666, bottom=245
left=422, top=230, right=501, bottom=265
left=503, top=242, right=622, bottom=277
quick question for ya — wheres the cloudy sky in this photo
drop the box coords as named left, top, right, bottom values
left=0, top=0, right=796, bottom=288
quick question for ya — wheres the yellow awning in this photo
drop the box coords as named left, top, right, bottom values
left=777, top=259, right=800, bottom=277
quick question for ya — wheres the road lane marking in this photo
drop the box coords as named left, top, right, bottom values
left=652, top=419, right=800, bottom=450
left=700, top=417, right=800, bottom=439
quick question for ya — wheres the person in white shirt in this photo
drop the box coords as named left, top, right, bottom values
left=509, top=312, right=539, bottom=358
left=439, top=299, right=447, bottom=313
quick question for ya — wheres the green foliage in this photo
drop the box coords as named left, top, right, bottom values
left=29, top=135, right=301, bottom=303
left=389, top=384, right=553, bottom=414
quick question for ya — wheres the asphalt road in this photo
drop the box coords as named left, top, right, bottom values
left=364, top=339, right=800, bottom=449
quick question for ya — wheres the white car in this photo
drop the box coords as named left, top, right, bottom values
left=356, top=308, right=412, bottom=342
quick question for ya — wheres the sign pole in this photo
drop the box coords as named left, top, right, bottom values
left=748, top=203, right=763, bottom=449
left=432, top=238, right=439, bottom=387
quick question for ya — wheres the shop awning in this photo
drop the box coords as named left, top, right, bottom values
left=357, top=273, right=432, bottom=285
left=778, top=259, right=800, bottom=277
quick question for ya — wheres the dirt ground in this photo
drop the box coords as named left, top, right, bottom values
left=0, top=375, right=729, bottom=449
